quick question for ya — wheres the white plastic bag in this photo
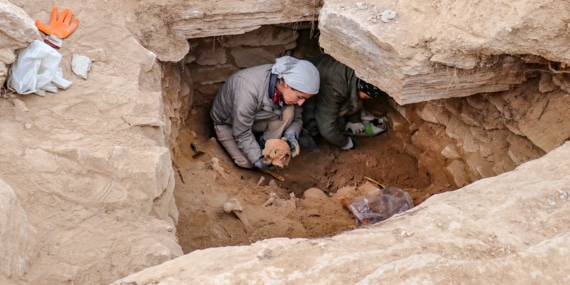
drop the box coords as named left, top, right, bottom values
left=8, top=40, right=71, bottom=96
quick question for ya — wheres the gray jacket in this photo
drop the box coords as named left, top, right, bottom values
left=211, top=64, right=303, bottom=164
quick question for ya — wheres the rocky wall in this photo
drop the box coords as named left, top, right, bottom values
left=187, top=25, right=302, bottom=93
left=161, top=62, right=193, bottom=152
left=391, top=71, right=570, bottom=188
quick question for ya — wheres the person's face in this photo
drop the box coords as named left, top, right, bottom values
left=358, top=90, right=372, bottom=100
left=277, top=81, right=314, bottom=106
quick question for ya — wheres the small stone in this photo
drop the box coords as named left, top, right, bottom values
left=72, top=54, right=92, bottom=80
left=257, top=176, right=266, bottom=186
left=379, top=9, right=397, bottom=23
left=256, top=248, right=273, bottom=260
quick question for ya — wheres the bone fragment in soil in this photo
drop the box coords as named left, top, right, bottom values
left=211, top=157, right=228, bottom=180
left=223, top=198, right=253, bottom=231
left=262, top=192, right=277, bottom=207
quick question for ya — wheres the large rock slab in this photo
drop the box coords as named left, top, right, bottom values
left=132, top=0, right=320, bottom=62
left=318, top=0, right=570, bottom=104
left=0, top=0, right=39, bottom=87
left=0, top=180, right=37, bottom=283
left=112, top=141, right=570, bottom=284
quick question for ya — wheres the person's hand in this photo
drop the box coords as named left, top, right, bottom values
left=283, top=130, right=300, bottom=157
left=341, top=137, right=354, bottom=150
left=254, top=159, right=273, bottom=171
left=36, top=7, right=80, bottom=40
left=345, top=122, right=365, bottom=134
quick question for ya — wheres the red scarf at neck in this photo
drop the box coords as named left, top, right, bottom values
left=273, top=89, right=284, bottom=106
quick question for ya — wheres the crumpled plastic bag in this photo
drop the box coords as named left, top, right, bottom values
left=8, top=40, right=71, bottom=96
left=351, top=186, right=414, bottom=226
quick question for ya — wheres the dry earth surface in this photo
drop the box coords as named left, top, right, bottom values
left=1, top=0, right=570, bottom=284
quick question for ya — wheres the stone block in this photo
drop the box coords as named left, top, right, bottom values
left=465, top=152, right=496, bottom=178
left=416, top=101, right=450, bottom=125
left=0, top=180, right=37, bottom=279
left=506, top=133, right=545, bottom=166
left=189, top=64, right=239, bottom=86
left=222, top=25, right=298, bottom=47
left=445, top=117, right=478, bottom=153
left=441, top=144, right=460, bottom=160
left=231, top=47, right=281, bottom=68
left=445, top=160, right=468, bottom=188
left=196, top=47, right=227, bottom=66
left=0, top=1, right=40, bottom=86
left=538, top=73, right=557, bottom=93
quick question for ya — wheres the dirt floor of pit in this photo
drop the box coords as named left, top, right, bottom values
left=171, top=93, right=457, bottom=253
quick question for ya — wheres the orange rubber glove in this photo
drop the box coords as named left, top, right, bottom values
left=35, top=7, right=79, bottom=40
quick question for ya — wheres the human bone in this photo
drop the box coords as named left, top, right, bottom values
left=262, top=138, right=291, bottom=168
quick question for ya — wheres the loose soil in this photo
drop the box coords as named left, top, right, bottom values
left=172, top=94, right=455, bottom=253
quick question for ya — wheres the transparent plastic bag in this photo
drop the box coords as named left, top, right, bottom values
left=351, top=186, right=413, bottom=226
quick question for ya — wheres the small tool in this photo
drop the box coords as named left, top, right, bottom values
left=364, top=176, right=386, bottom=189
left=263, top=169, right=285, bottom=181
left=191, top=143, right=204, bottom=158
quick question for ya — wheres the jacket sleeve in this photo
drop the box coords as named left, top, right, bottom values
left=284, top=105, right=303, bottom=137
left=315, top=85, right=350, bottom=147
left=231, top=80, right=263, bottom=165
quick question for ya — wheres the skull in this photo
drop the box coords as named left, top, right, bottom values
left=262, top=138, right=291, bottom=168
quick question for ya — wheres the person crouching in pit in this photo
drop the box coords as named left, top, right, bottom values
left=210, top=56, right=320, bottom=171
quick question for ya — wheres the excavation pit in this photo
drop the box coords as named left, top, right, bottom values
left=166, top=24, right=563, bottom=254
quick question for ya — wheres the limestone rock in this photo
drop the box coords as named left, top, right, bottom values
left=441, top=144, right=460, bottom=160
left=189, top=64, right=239, bottom=85
left=221, top=25, right=299, bottom=48
left=0, top=179, right=37, bottom=280
left=0, top=0, right=40, bottom=86
left=132, top=0, right=318, bottom=61
left=231, top=47, right=281, bottom=68
left=318, top=0, right=570, bottom=104
left=447, top=160, right=469, bottom=187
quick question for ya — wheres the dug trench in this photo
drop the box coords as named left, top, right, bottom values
left=166, top=24, right=563, bottom=254
left=172, top=93, right=440, bottom=253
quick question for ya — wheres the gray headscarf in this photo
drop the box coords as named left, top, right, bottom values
left=271, top=56, right=320, bottom=94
